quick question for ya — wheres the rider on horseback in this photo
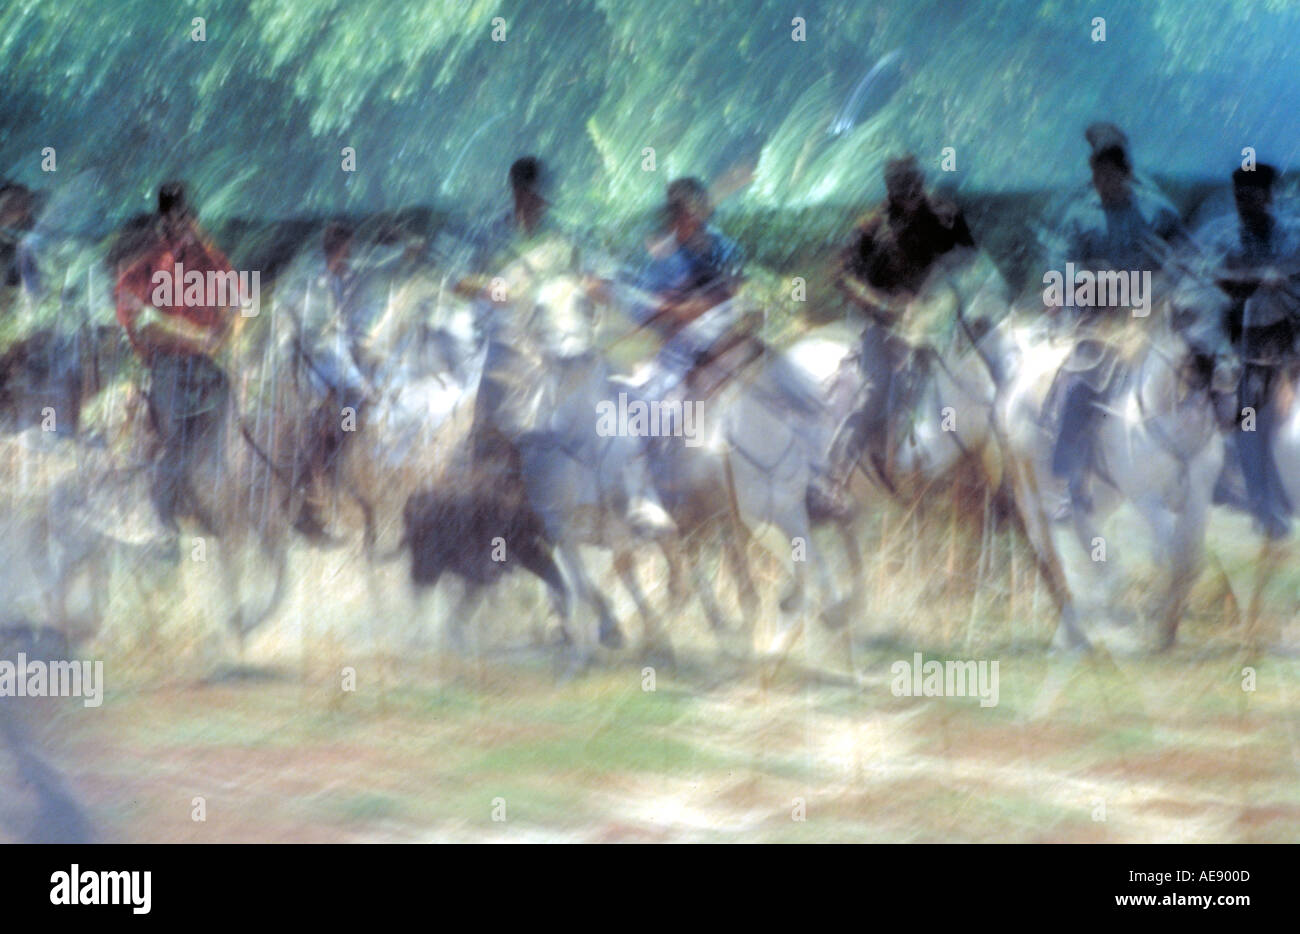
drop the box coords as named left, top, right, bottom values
left=282, top=220, right=376, bottom=539
left=1196, top=163, right=1300, bottom=538
left=820, top=154, right=976, bottom=503
left=464, top=157, right=675, bottom=545
left=467, top=155, right=583, bottom=467
left=113, top=181, right=242, bottom=532
left=1044, top=123, right=1188, bottom=518
left=617, top=177, right=747, bottom=400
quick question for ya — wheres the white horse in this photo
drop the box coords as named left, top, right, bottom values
left=989, top=287, right=1234, bottom=651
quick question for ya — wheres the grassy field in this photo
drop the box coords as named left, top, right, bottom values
left=17, top=486, right=1299, bottom=844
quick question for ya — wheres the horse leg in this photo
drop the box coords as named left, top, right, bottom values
left=660, top=538, right=690, bottom=610
left=809, top=516, right=861, bottom=632
left=514, top=536, right=574, bottom=646
left=249, top=539, right=290, bottom=640
left=723, top=521, right=762, bottom=623
left=760, top=500, right=824, bottom=679
left=1155, top=507, right=1203, bottom=652
left=689, top=540, right=737, bottom=634
left=835, top=516, right=865, bottom=619
left=1008, top=455, right=1090, bottom=652
left=613, top=549, right=673, bottom=666
left=445, top=582, right=483, bottom=655
left=352, top=485, right=377, bottom=557
left=1245, top=538, right=1285, bottom=655
left=554, top=541, right=624, bottom=652
left=1068, top=488, right=1122, bottom=610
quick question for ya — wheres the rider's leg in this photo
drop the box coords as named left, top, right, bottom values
left=1051, top=376, right=1099, bottom=514
left=819, top=327, right=902, bottom=500
left=824, top=385, right=888, bottom=492
left=1237, top=351, right=1288, bottom=539
left=148, top=351, right=226, bottom=533
left=145, top=355, right=185, bottom=532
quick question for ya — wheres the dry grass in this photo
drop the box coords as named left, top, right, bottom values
left=8, top=457, right=1294, bottom=843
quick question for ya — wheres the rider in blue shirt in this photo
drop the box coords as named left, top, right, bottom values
left=629, top=177, right=745, bottom=394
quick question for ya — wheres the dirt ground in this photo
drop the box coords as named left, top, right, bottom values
left=12, top=504, right=1299, bottom=844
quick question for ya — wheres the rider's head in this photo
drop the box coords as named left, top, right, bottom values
left=1232, top=163, right=1277, bottom=227
left=883, top=155, right=926, bottom=215
left=323, top=221, right=353, bottom=277
left=508, top=156, right=548, bottom=233
left=665, top=177, right=712, bottom=243
left=157, top=181, right=192, bottom=234
left=1085, top=123, right=1133, bottom=207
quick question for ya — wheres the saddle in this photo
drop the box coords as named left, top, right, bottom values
left=1042, top=312, right=1144, bottom=420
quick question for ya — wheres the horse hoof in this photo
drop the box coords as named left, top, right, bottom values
left=599, top=623, right=626, bottom=650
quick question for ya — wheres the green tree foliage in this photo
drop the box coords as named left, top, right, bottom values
left=1, top=0, right=1297, bottom=260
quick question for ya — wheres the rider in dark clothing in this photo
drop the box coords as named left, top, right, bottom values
left=1046, top=123, right=1187, bottom=517
left=841, top=162, right=974, bottom=307
left=1198, top=163, right=1300, bottom=538
left=821, top=155, right=975, bottom=501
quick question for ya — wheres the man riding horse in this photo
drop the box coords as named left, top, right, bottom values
left=603, top=177, right=748, bottom=401
left=820, top=154, right=978, bottom=506
left=1195, top=163, right=1300, bottom=539
left=113, top=182, right=244, bottom=533
left=466, top=155, right=584, bottom=469
left=1042, top=123, right=1189, bottom=518
left=283, top=220, right=375, bottom=539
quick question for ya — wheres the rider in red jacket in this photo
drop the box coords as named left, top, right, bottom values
left=113, top=182, right=238, bottom=532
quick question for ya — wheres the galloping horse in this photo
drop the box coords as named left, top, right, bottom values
left=987, top=279, right=1236, bottom=651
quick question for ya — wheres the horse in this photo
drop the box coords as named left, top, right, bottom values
left=1211, top=279, right=1300, bottom=651
left=403, top=266, right=677, bottom=667
left=267, top=241, right=488, bottom=557
left=985, top=278, right=1237, bottom=652
left=633, top=322, right=864, bottom=668
left=653, top=249, right=1010, bottom=669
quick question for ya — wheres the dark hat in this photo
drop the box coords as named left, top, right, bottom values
left=1233, top=163, right=1278, bottom=192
